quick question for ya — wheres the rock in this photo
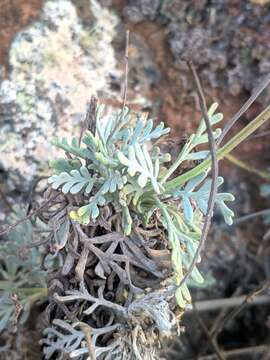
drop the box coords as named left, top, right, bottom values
left=0, top=0, right=120, bottom=191
left=123, top=0, right=160, bottom=23
left=0, top=80, right=17, bottom=104
left=124, top=0, right=270, bottom=104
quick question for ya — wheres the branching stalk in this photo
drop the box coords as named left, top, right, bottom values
left=175, top=60, right=218, bottom=291
left=165, top=104, right=270, bottom=192
left=225, top=154, right=270, bottom=181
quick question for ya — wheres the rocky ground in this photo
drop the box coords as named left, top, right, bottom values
left=1, top=0, right=270, bottom=192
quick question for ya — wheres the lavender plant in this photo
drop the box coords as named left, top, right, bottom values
left=0, top=207, right=47, bottom=333
left=42, top=101, right=234, bottom=359
left=0, top=94, right=269, bottom=358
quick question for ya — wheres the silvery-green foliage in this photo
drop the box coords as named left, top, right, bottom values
left=49, top=158, right=82, bottom=174
left=51, top=137, right=92, bottom=160
left=0, top=206, right=48, bottom=333
left=173, top=172, right=235, bottom=225
left=160, top=103, right=223, bottom=186
left=43, top=319, right=85, bottom=359
left=152, top=103, right=234, bottom=306
left=43, top=285, right=173, bottom=359
left=130, top=117, right=170, bottom=144
left=48, top=102, right=234, bottom=308
left=49, top=105, right=170, bottom=226
left=159, top=203, right=205, bottom=307
left=43, top=319, right=121, bottom=359
left=117, top=143, right=160, bottom=193
left=48, top=166, right=94, bottom=194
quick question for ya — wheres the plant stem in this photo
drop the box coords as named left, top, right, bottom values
left=160, top=137, right=193, bottom=184
left=0, top=283, right=48, bottom=297
left=165, top=104, right=270, bottom=192
left=232, top=208, right=270, bottom=224
left=28, top=288, right=48, bottom=304
left=176, top=60, right=219, bottom=293
left=225, top=154, right=270, bottom=181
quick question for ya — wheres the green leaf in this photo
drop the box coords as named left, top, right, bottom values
left=130, top=118, right=170, bottom=145
left=122, top=206, right=132, bottom=235
left=195, top=102, right=221, bottom=137
left=51, top=137, right=91, bottom=159
left=48, top=166, right=94, bottom=194
left=173, top=174, right=235, bottom=225
left=117, top=143, right=161, bottom=193
left=49, top=158, right=82, bottom=174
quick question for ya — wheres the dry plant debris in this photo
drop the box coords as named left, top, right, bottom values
left=36, top=89, right=235, bottom=359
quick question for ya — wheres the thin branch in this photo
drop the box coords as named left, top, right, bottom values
left=165, top=104, right=270, bottom=192
left=210, top=282, right=270, bottom=340
left=79, top=95, right=98, bottom=144
left=231, top=208, right=270, bottom=225
left=217, top=72, right=270, bottom=146
left=248, top=129, right=270, bottom=140
left=198, top=288, right=242, bottom=356
left=122, top=29, right=130, bottom=112
left=225, top=154, right=270, bottom=181
left=0, top=193, right=60, bottom=237
left=0, top=186, right=13, bottom=211
left=107, top=29, right=130, bottom=145
left=175, top=60, right=219, bottom=290
left=78, top=322, right=97, bottom=360
left=198, top=345, right=269, bottom=360
left=185, top=293, right=270, bottom=313
left=192, top=302, right=225, bottom=360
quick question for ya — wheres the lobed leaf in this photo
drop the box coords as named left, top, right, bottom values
left=48, top=166, right=94, bottom=194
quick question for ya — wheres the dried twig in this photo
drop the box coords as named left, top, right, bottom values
left=210, top=282, right=270, bottom=340
left=79, top=95, right=98, bottom=145
left=107, top=29, right=130, bottom=143
left=186, top=293, right=270, bottom=313
left=0, top=185, right=13, bottom=211
left=198, top=345, right=269, bottom=360
left=0, top=193, right=60, bottom=237
left=225, top=154, right=270, bottom=181
left=78, top=322, right=97, bottom=360
left=176, top=60, right=219, bottom=290
left=198, top=288, right=242, bottom=357
left=122, top=29, right=130, bottom=112
left=217, top=73, right=270, bottom=146
left=192, top=302, right=225, bottom=360
left=11, top=293, right=23, bottom=332
left=248, top=129, right=270, bottom=140
left=231, top=208, right=270, bottom=225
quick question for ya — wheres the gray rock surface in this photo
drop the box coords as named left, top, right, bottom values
left=0, top=0, right=120, bottom=191
left=124, top=0, right=270, bottom=103
left=123, top=0, right=160, bottom=23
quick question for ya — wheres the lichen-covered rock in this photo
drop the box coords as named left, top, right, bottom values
left=123, top=0, right=270, bottom=103
left=123, top=0, right=160, bottom=23
left=0, top=0, right=120, bottom=191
